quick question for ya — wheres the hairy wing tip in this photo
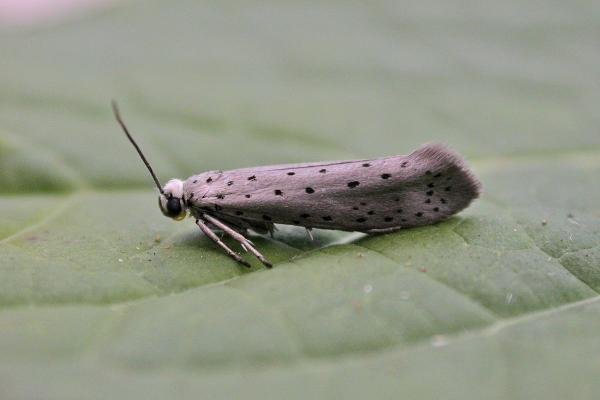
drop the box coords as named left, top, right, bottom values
left=411, top=142, right=482, bottom=200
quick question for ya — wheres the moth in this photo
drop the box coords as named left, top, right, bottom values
left=112, top=101, right=481, bottom=268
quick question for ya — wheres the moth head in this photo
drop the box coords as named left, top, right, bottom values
left=112, top=101, right=189, bottom=222
left=159, top=179, right=187, bottom=221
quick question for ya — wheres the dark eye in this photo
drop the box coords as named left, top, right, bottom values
left=166, top=197, right=182, bottom=216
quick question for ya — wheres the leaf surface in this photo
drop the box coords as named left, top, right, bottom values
left=1, top=1, right=600, bottom=398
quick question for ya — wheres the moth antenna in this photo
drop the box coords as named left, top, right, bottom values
left=111, top=100, right=164, bottom=194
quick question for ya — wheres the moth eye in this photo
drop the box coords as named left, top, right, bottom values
left=166, top=197, right=182, bottom=215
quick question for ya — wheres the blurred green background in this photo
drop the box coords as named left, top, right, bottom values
left=1, top=0, right=600, bottom=398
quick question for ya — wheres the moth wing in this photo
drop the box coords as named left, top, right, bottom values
left=186, top=143, right=480, bottom=232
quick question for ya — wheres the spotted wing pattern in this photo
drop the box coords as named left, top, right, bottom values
left=184, top=143, right=480, bottom=233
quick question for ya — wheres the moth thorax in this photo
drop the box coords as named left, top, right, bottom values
left=163, top=179, right=184, bottom=198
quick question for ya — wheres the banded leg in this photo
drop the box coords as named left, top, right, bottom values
left=196, top=218, right=251, bottom=268
left=203, top=214, right=273, bottom=268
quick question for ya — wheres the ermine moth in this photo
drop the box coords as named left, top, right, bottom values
left=112, top=101, right=480, bottom=268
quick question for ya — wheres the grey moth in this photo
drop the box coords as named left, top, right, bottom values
left=113, top=102, right=481, bottom=268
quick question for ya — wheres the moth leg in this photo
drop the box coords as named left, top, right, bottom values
left=202, top=215, right=255, bottom=248
left=365, top=227, right=402, bottom=234
left=203, top=214, right=273, bottom=268
left=305, top=227, right=314, bottom=241
left=196, top=218, right=251, bottom=268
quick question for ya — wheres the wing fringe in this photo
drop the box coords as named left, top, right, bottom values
left=410, top=142, right=482, bottom=200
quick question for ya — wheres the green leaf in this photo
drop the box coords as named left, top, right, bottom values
left=1, top=1, right=600, bottom=398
